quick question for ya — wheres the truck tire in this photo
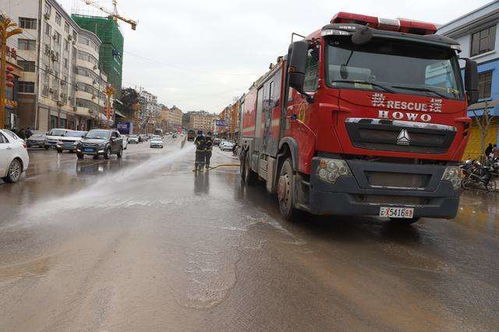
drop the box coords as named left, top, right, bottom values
left=277, top=158, right=299, bottom=221
left=242, top=154, right=257, bottom=185
left=117, top=148, right=123, bottom=159
left=77, top=153, right=84, bottom=160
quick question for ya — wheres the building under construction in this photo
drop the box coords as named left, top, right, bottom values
left=71, top=14, right=123, bottom=97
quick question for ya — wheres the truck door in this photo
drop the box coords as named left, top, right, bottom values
left=263, top=68, right=282, bottom=156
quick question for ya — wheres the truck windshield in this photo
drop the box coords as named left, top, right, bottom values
left=326, top=37, right=464, bottom=100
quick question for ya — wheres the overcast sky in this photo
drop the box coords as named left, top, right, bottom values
left=59, top=0, right=492, bottom=113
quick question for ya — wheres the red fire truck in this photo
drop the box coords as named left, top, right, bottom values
left=239, top=12, right=479, bottom=223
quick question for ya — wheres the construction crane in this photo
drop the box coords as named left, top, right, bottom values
left=82, top=0, right=137, bottom=30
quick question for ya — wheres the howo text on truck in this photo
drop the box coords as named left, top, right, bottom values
left=239, top=12, right=479, bottom=224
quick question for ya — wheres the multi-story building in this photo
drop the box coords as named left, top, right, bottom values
left=159, top=104, right=169, bottom=131
left=72, top=15, right=123, bottom=97
left=3, top=48, right=22, bottom=129
left=167, top=105, right=183, bottom=131
left=138, top=90, right=161, bottom=132
left=438, top=1, right=499, bottom=159
left=74, top=29, right=108, bottom=130
left=189, top=111, right=215, bottom=133
left=2, top=0, right=110, bottom=131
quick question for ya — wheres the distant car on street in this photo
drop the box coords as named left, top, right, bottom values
left=45, top=128, right=70, bottom=149
left=56, top=130, right=87, bottom=153
left=76, top=129, right=124, bottom=159
left=150, top=136, right=164, bottom=148
left=128, top=135, right=140, bottom=144
left=139, top=134, right=149, bottom=142
left=26, top=131, right=47, bottom=148
left=0, top=129, right=29, bottom=183
left=219, top=140, right=235, bottom=151
left=213, top=138, right=221, bottom=146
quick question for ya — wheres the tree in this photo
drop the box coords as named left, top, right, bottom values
left=471, top=100, right=496, bottom=161
left=115, top=87, right=140, bottom=119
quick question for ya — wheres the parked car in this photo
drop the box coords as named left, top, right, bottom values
left=45, top=128, right=70, bottom=149
left=139, top=134, right=149, bottom=142
left=213, top=138, right=221, bottom=146
left=219, top=140, right=235, bottom=151
left=150, top=136, right=164, bottom=148
left=26, top=131, right=47, bottom=148
left=76, top=129, right=124, bottom=159
left=56, top=130, right=87, bottom=153
left=128, top=135, right=140, bottom=144
left=0, top=129, right=29, bottom=183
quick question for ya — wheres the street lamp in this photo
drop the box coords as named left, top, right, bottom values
left=0, top=15, right=22, bottom=129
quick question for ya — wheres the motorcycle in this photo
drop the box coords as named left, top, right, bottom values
left=460, top=160, right=496, bottom=192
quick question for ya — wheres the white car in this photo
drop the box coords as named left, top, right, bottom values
left=56, top=130, right=87, bottom=153
left=220, top=140, right=235, bottom=151
left=150, top=137, right=164, bottom=148
left=122, top=135, right=128, bottom=150
left=128, top=135, right=140, bottom=144
left=45, top=128, right=70, bottom=149
left=0, top=129, right=29, bottom=183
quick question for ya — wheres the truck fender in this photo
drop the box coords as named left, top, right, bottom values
left=278, top=137, right=298, bottom=171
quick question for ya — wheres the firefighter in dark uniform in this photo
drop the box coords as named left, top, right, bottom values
left=205, top=132, right=214, bottom=170
left=194, top=130, right=206, bottom=172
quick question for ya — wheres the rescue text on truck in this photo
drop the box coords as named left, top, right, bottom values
left=239, top=12, right=478, bottom=224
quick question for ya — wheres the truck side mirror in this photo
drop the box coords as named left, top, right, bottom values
left=464, top=58, right=479, bottom=105
left=288, top=40, right=314, bottom=103
left=288, top=40, right=308, bottom=93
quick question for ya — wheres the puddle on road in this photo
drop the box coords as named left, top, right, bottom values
left=0, top=256, right=51, bottom=282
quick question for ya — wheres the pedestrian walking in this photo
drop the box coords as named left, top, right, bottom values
left=205, top=132, right=214, bottom=170
left=193, top=130, right=207, bottom=172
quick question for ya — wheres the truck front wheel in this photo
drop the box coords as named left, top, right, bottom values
left=277, top=158, right=299, bottom=221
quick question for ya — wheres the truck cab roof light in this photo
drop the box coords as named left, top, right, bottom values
left=331, top=12, right=437, bottom=35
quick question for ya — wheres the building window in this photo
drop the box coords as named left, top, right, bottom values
left=19, top=81, right=35, bottom=93
left=64, top=22, right=69, bottom=33
left=50, top=115, right=58, bottom=129
left=477, top=71, right=493, bottom=99
left=64, top=58, right=68, bottom=69
left=19, top=17, right=37, bottom=29
left=18, top=39, right=36, bottom=50
left=44, top=4, right=51, bottom=16
left=54, top=31, right=61, bottom=45
left=471, top=26, right=496, bottom=56
left=18, top=60, right=36, bottom=72
left=55, top=13, right=61, bottom=25
left=45, top=22, right=51, bottom=36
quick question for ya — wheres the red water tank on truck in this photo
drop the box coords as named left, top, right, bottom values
left=239, top=12, right=479, bottom=224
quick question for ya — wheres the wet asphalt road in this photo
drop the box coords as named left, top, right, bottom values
left=0, top=137, right=498, bottom=331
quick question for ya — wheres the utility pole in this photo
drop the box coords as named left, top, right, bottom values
left=105, top=85, right=115, bottom=128
left=0, top=15, right=22, bottom=129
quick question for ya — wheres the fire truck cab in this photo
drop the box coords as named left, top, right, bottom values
left=239, top=12, right=479, bottom=223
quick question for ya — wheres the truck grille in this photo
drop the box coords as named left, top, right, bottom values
left=365, top=172, right=430, bottom=189
left=355, top=195, right=428, bottom=206
left=345, top=118, right=456, bottom=154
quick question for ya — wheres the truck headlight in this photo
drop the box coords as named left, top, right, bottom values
left=442, top=166, right=462, bottom=190
left=317, top=159, right=352, bottom=184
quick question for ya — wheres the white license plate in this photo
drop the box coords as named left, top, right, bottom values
left=379, top=207, right=414, bottom=219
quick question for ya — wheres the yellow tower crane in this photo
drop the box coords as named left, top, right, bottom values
left=82, top=0, right=137, bottom=30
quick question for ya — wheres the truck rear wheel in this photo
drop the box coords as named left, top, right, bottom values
left=277, top=158, right=299, bottom=221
